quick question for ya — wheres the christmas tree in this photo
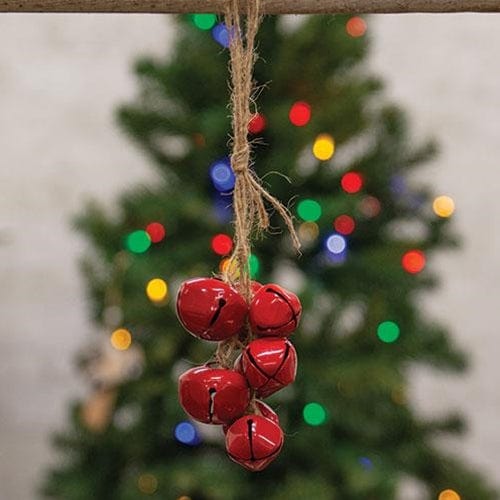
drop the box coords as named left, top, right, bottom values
left=42, top=14, right=496, bottom=500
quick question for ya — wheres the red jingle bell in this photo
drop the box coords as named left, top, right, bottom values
left=237, top=337, right=297, bottom=398
left=226, top=414, right=284, bottom=471
left=176, top=278, right=248, bottom=341
left=249, top=283, right=302, bottom=337
left=223, top=399, right=279, bottom=434
left=178, top=366, right=250, bottom=424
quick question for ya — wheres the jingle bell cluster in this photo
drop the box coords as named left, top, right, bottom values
left=176, top=277, right=301, bottom=471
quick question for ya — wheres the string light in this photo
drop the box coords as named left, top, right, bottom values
left=346, top=16, right=367, bottom=37
left=341, top=172, right=363, bottom=194
left=303, top=402, right=327, bottom=426
left=326, top=234, right=347, bottom=255
left=146, top=278, right=168, bottom=303
left=402, top=250, right=426, bottom=274
left=212, top=23, right=230, bottom=47
left=192, top=13, right=217, bottom=30
left=248, top=113, right=266, bottom=134
left=211, top=233, right=233, bottom=255
left=377, top=321, right=400, bottom=343
left=145, top=222, right=166, bottom=243
left=137, top=473, right=158, bottom=495
left=210, top=158, right=235, bottom=192
left=313, top=134, right=335, bottom=161
left=110, top=328, right=132, bottom=351
left=359, top=195, right=381, bottom=217
left=289, top=101, right=311, bottom=126
left=174, top=421, right=200, bottom=446
left=126, top=230, right=151, bottom=254
left=249, top=254, right=260, bottom=278
left=438, top=490, right=461, bottom=500
left=297, top=199, right=322, bottom=222
left=433, top=195, right=455, bottom=218
left=298, top=222, right=320, bottom=243
left=334, top=215, right=355, bottom=235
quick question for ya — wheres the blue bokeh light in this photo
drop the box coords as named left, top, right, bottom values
left=325, top=233, right=347, bottom=255
left=213, top=192, right=233, bottom=223
left=358, top=456, right=374, bottom=470
left=174, top=421, right=201, bottom=446
left=210, top=157, right=235, bottom=192
left=212, top=23, right=230, bottom=48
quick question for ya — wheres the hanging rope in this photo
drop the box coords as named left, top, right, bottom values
left=215, top=0, right=300, bottom=369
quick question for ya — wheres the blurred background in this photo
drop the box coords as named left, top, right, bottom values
left=0, top=12, right=499, bottom=500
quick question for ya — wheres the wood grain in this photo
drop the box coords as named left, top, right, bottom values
left=0, top=0, right=499, bottom=14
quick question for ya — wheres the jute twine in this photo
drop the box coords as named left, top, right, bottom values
left=214, top=0, right=300, bottom=370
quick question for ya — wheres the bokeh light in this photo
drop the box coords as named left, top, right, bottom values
left=358, top=456, right=374, bottom=470
left=297, top=199, right=322, bottom=222
left=192, top=13, right=217, bottom=30
left=298, top=221, right=320, bottom=243
left=377, top=321, right=400, bottom=343
left=433, top=195, right=455, bottom=218
left=110, top=328, right=132, bottom=351
left=210, top=158, right=235, bottom=192
left=137, top=473, right=158, bottom=495
left=341, top=172, right=363, bottom=194
left=438, top=490, right=461, bottom=500
left=219, top=257, right=240, bottom=280
left=334, top=214, right=355, bottom=235
left=177, top=497, right=192, bottom=500
left=212, top=23, right=230, bottom=47
left=145, top=222, right=166, bottom=243
left=146, top=278, right=168, bottom=303
left=303, top=402, right=327, bottom=426
left=346, top=16, right=367, bottom=37
left=248, top=113, right=266, bottom=134
left=289, top=101, right=311, bottom=126
left=211, top=233, right=233, bottom=255
left=126, top=230, right=152, bottom=254
left=402, top=250, right=426, bottom=274
left=313, top=134, right=335, bottom=161
left=249, top=254, right=260, bottom=278
left=326, top=234, right=347, bottom=255
left=359, top=195, right=381, bottom=217
left=174, top=421, right=200, bottom=446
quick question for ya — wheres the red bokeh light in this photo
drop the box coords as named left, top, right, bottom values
left=289, top=101, right=311, bottom=127
left=145, top=222, right=166, bottom=243
left=334, top=215, right=356, bottom=235
left=248, top=113, right=266, bottom=134
left=401, top=250, right=426, bottom=274
left=341, top=172, right=364, bottom=194
left=211, top=233, right=234, bottom=256
left=346, top=17, right=367, bottom=38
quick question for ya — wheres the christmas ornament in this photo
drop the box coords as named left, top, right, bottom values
left=178, top=365, right=250, bottom=424
left=249, top=284, right=302, bottom=337
left=176, top=277, right=248, bottom=341
left=237, top=337, right=297, bottom=397
left=176, top=0, right=301, bottom=471
left=225, top=414, right=284, bottom=471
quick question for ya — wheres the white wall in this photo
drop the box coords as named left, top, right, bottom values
left=0, top=13, right=498, bottom=499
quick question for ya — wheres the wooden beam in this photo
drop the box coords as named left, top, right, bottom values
left=0, top=0, right=499, bottom=14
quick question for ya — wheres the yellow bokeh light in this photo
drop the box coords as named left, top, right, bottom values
left=146, top=278, right=168, bottom=303
left=220, top=257, right=240, bottom=280
left=137, top=473, right=158, bottom=495
left=438, top=489, right=461, bottom=500
left=177, top=496, right=192, bottom=500
left=298, top=221, right=320, bottom=243
left=110, top=328, right=132, bottom=351
left=433, top=195, right=455, bottom=218
left=312, top=133, right=335, bottom=161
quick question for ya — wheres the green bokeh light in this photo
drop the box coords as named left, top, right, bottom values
left=303, top=402, right=327, bottom=426
left=191, top=13, right=217, bottom=30
left=377, top=321, right=400, bottom=343
left=249, top=254, right=260, bottom=278
left=297, top=199, right=322, bottom=222
left=126, top=230, right=151, bottom=254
